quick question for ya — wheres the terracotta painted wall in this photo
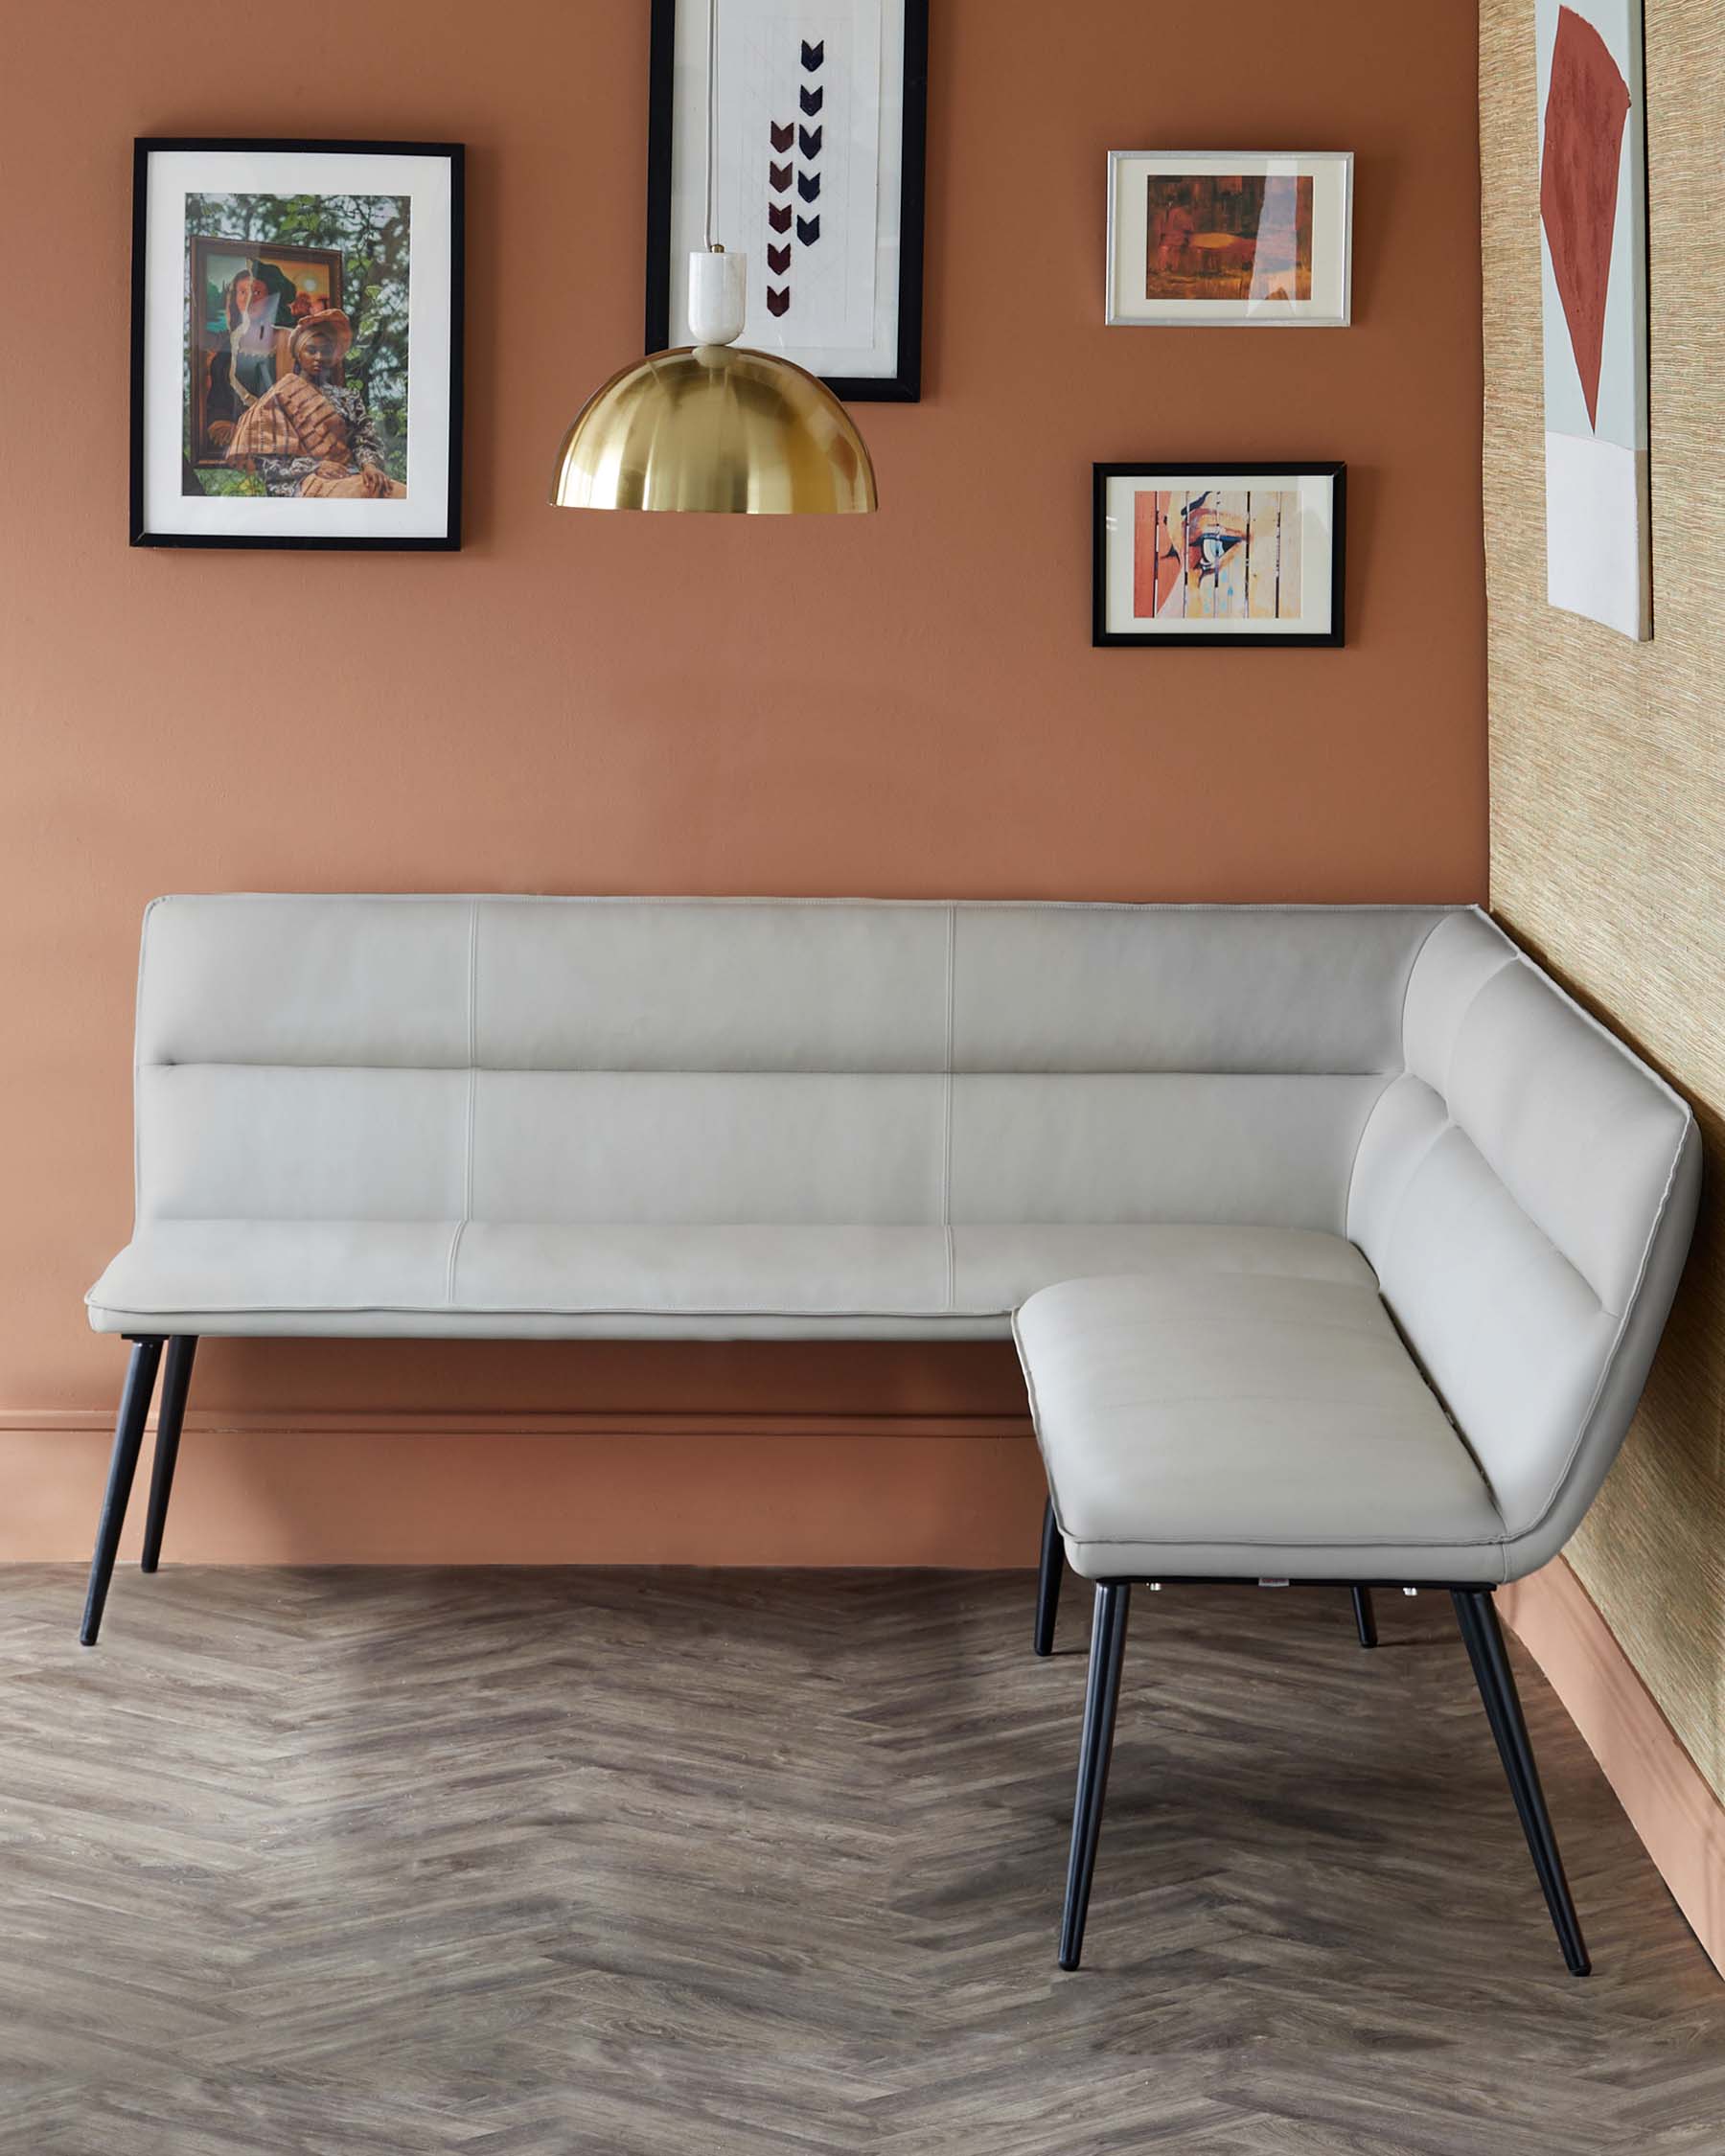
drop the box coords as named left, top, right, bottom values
left=0, top=0, right=1486, bottom=1563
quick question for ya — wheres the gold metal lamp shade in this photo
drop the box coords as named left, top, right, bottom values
left=550, top=1, right=875, bottom=517
left=550, top=342, right=877, bottom=516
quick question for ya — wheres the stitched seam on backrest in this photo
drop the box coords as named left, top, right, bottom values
left=1348, top=906, right=1516, bottom=1258
left=1435, top=942, right=1518, bottom=1104
left=1341, top=1073, right=1396, bottom=1243
left=1375, top=1284, right=1511, bottom=1543
left=1512, top=1109, right=1694, bottom=1545
left=1488, top=909, right=1698, bottom=1120
left=132, top=899, right=158, bottom=1227
left=161, top=892, right=1466, bottom=915
left=1341, top=910, right=1451, bottom=1241
left=1448, top=944, right=1662, bottom=1312
left=448, top=901, right=479, bottom=1303
left=1375, top=1105, right=1454, bottom=1286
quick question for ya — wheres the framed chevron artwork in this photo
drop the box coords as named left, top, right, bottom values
left=646, top=0, right=929, bottom=400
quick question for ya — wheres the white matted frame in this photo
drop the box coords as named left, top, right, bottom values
left=1106, top=151, right=1352, bottom=328
left=1093, top=462, right=1346, bottom=648
left=130, top=138, right=464, bottom=550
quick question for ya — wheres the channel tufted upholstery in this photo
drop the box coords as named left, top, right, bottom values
left=1013, top=907, right=1698, bottom=1585
left=86, top=895, right=1698, bottom=1587
left=89, top=895, right=1444, bottom=1338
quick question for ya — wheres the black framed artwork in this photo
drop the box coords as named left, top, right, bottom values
left=646, top=0, right=928, bottom=401
left=130, top=138, right=465, bottom=550
left=1092, top=463, right=1346, bottom=648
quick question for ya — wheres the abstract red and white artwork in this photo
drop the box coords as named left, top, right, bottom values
left=1537, top=0, right=1650, bottom=638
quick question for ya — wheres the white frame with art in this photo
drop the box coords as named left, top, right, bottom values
left=1105, top=150, right=1353, bottom=328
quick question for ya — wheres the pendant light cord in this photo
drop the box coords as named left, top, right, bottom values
left=704, top=0, right=720, bottom=251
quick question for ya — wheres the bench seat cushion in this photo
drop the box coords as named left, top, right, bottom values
left=1015, top=1273, right=1507, bottom=1584
left=85, top=1222, right=1374, bottom=1341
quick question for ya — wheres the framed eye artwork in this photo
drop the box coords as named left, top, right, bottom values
left=1093, top=463, right=1346, bottom=649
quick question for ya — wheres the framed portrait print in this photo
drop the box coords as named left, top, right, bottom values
left=646, top=0, right=929, bottom=399
left=1093, top=463, right=1346, bottom=648
left=1106, top=151, right=1352, bottom=328
left=130, top=138, right=464, bottom=549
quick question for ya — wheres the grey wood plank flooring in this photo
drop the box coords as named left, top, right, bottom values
left=2, top=1566, right=1722, bottom=2155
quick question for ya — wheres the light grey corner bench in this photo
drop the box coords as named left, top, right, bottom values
left=82, top=896, right=1699, bottom=1977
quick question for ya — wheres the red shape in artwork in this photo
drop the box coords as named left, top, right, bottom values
left=1539, top=5, right=1630, bottom=431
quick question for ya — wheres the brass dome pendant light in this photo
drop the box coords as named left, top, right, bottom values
left=551, top=0, right=877, bottom=516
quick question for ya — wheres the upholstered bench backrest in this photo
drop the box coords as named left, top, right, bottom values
left=132, top=896, right=1449, bottom=1234
left=1349, top=909, right=1697, bottom=1570
left=130, top=894, right=1697, bottom=1572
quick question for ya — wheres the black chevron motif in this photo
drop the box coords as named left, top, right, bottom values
left=801, top=38, right=823, bottom=68
left=770, top=120, right=794, bottom=152
left=770, top=161, right=791, bottom=192
left=769, top=201, right=792, bottom=233
left=799, top=124, right=822, bottom=157
left=800, top=83, right=823, bottom=115
left=768, top=242, right=791, bottom=275
left=796, top=170, right=820, bottom=202
left=796, top=213, right=820, bottom=245
left=767, top=287, right=791, bottom=316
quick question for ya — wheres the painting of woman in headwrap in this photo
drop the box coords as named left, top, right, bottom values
left=226, top=308, right=406, bottom=499
left=200, top=260, right=296, bottom=447
left=188, top=237, right=343, bottom=467
left=154, top=160, right=448, bottom=541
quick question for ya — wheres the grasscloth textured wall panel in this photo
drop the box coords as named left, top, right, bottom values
left=1481, top=0, right=1725, bottom=1797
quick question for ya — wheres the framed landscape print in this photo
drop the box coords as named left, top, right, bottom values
left=1106, top=152, right=1352, bottom=327
left=646, top=0, right=929, bottom=399
left=130, top=139, right=464, bottom=549
left=1093, top=463, right=1346, bottom=648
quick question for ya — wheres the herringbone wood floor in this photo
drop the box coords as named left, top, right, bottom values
left=3, top=1567, right=1723, bottom=2155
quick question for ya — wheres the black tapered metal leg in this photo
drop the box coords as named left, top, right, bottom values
left=1351, top=1586, right=1378, bottom=1649
left=80, top=1339, right=164, bottom=1646
left=1452, top=1589, right=1590, bottom=1976
left=140, top=1337, right=197, bottom=1574
left=1058, top=1582, right=1131, bottom=1970
left=1034, top=1498, right=1065, bottom=1657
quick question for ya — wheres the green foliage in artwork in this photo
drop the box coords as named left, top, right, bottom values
left=182, top=191, right=412, bottom=483
left=196, top=469, right=266, bottom=498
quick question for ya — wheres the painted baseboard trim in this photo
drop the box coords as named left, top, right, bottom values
left=0, top=1406, right=1032, bottom=1442
left=1500, top=1556, right=1725, bottom=1982
left=0, top=1417, right=1049, bottom=1568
